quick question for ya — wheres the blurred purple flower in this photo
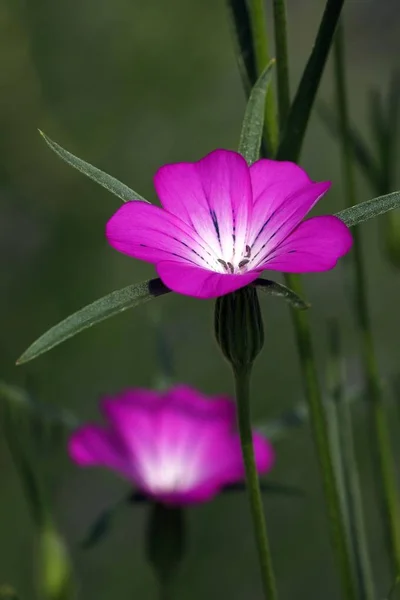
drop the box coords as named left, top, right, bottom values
left=68, top=385, right=274, bottom=506
left=106, top=149, right=352, bottom=299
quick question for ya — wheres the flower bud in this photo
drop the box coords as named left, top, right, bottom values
left=36, top=521, right=75, bottom=600
left=214, top=286, right=264, bottom=369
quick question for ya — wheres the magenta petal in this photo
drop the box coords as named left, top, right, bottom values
left=68, top=425, right=133, bottom=478
left=253, top=433, right=275, bottom=474
left=250, top=159, right=312, bottom=209
left=68, top=386, right=276, bottom=507
left=165, top=385, right=236, bottom=424
left=154, top=149, right=252, bottom=259
left=248, top=160, right=312, bottom=243
left=106, top=201, right=214, bottom=268
left=250, top=181, right=332, bottom=265
left=262, top=215, right=353, bottom=273
left=189, top=432, right=274, bottom=492
left=156, top=260, right=260, bottom=299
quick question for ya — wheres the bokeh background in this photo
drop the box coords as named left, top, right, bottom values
left=1, top=0, right=400, bottom=598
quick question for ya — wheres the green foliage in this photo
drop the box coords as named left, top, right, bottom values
left=39, top=131, right=149, bottom=203
left=17, top=279, right=171, bottom=365
left=238, top=59, right=275, bottom=165
left=318, top=101, right=381, bottom=190
left=0, top=384, right=75, bottom=600
left=81, top=495, right=131, bottom=550
left=276, top=0, right=345, bottom=162
left=336, top=190, right=400, bottom=228
left=254, top=278, right=309, bottom=310
left=226, top=0, right=257, bottom=94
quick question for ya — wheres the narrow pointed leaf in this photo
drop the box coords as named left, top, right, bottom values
left=17, top=279, right=171, bottom=365
left=238, top=59, right=275, bottom=165
left=81, top=504, right=121, bottom=549
left=318, top=101, right=381, bottom=190
left=336, top=190, right=400, bottom=228
left=277, top=0, right=345, bottom=162
left=226, top=0, right=257, bottom=94
left=39, top=130, right=149, bottom=203
left=253, top=278, right=310, bottom=310
left=82, top=492, right=135, bottom=547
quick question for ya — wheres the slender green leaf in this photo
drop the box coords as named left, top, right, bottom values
left=238, top=59, right=275, bottom=165
left=318, top=101, right=381, bottom=190
left=226, top=0, right=257, bottom=94
left=277, top=0, right=345, bottom=162
left=81, top=495, right=130, bottom=549
left=81, top=508, right=115, bottom=549
left=336, top=190, right=400, bottom=228
left=39, top=130, right=149, bottom=203
left=17, top=279, right=171, bottom=365
left=253, top=278, right=310, bottom=310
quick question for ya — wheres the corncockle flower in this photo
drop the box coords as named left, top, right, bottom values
left=68, top=385, right=274, bottom=505
left=106, top=150, right=352, bottom=299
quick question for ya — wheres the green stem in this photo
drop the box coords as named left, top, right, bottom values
left=267, top=1, right=357, bottom=596
left=247, top=0, right=278, bottom=155
left=272, top=0, right=291, bottom=128
left=328, top=320, right=374, bottom=600
left=233, top=365, right=278, bottom=600
left=283, top=277, right=358, bottom=600
left=333, top=19, right=400, bottom=577
left=339, top=398, right=374, bottom=600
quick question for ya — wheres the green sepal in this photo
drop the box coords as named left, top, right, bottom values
left=214, top=286, right=264, bottom=369
left=145, top=503, right=185, bottom=587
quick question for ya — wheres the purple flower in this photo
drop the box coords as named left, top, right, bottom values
left=106, top=150, right=352, bottom=299
left=68, top=386, right=274, bottom=506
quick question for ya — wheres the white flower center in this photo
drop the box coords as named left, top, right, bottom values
left=214, top=244, right=253, bottom=275
left=139, top=451, right=201, bottom=494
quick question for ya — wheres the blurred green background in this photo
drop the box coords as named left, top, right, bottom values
left=1, top=0, right=400, bottom=598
